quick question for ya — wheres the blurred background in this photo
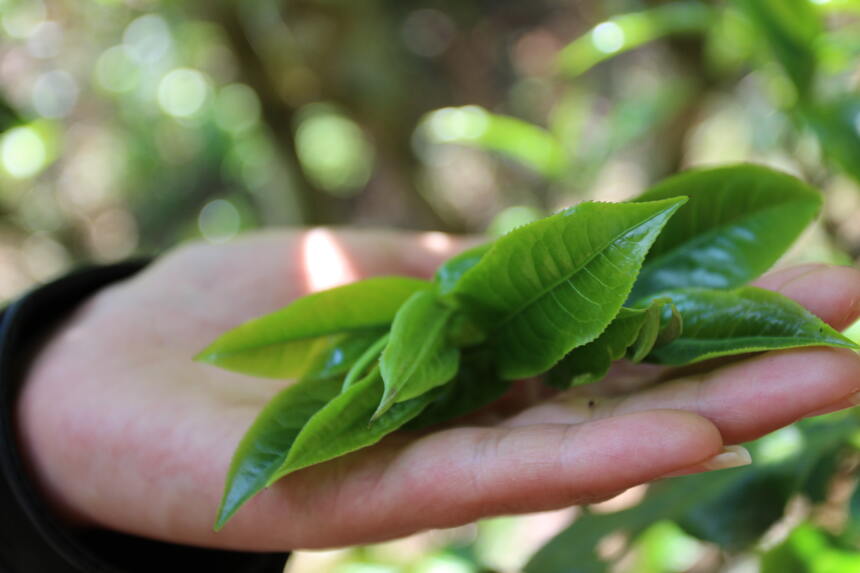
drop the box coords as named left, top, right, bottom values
left=2, top=0, right=860, bottom=571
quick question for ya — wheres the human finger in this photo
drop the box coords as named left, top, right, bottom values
left=216, top=410, right=724, bottom=550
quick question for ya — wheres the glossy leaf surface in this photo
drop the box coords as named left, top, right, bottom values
left=215, top=375, right=342, bottom=530
left=275, top=368, right=437, bottom=479
left=451, top=198, right=686, bottom=379
left=545, top=300, right=673, bottom=389
left=630, top=165, right=822, bottom=300
left=644, top=287, right=857, bottom=365
left=378, top=290, right=459, bottom=418
left=196, top=277, right=429, bottom=378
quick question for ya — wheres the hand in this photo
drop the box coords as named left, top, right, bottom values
left=16, top=229, right=860, bottom=552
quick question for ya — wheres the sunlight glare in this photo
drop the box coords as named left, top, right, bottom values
left=301, top=228, right=358, bottom=292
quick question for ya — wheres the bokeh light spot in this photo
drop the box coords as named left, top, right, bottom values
left=295, top=104, right=373, bottom=196
left=123, top=14, right=172, bottom=65
left=592, top=22, right=625, bottom=54
left=488, top=206, right=541, bottom=236
left=1, top=0, right=45, bottom=39
left=157, top=68, right=210, bottom=118
left=198, top=199, right=241, bottom=243
left=96, top=46, right=140, bottom=93
left=425, top=106, right=489, bottom=142
left=32, top=70, right=79, bottom=118
left=1, top=126, right=47, bottom=179
left=26, top=20, right=61, bottom=59
left=214, top=84, right=261, bottom=134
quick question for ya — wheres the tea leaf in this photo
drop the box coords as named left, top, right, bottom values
left=556, top=3, right=713, bottom=78
left=274, top=367, right=438, bottom=480
left=341, top=333, right=390, bottom=392
left=421, top=106, right=567, bottom=177
left=630, top=164, right=821, bottom=300
left=545, top=299, right=675, bottom=389
left=215, top=327, right=403, bottom=528
left=305, top=329, right=389, bottom=382
left=405, top=349, right=512, bottom=430
left=451, top=198, right=686, bottom=379
left=196, top=277, right=430, bottom=378
left=377, top=290, right=460, bottom=419
left=643, top=286, right=858, bottom=365
left=215, top=375, right=342, bottom=530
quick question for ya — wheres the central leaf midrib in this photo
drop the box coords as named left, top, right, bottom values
left=493, top=208, right=671, bottom=329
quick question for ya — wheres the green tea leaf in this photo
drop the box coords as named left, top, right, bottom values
left=732, top=0, right=820, bottom=98
left=643, top=286, right=858, bottom=365
left=545, top=300, right=674, bottom=389
left=305, top=329, right=388, bottom=382
left=451, top=198, right=686, bottom=379
left=805, top=97, right=860, bottom=185
left=377, top=290, right=460, bottom=418
left=556, top=2, right=713, bottom=78
left=762, top=522, right=860, bottom=573
left=435, top=242, right=492, bottom=297
left=421, top=106, right=567, bottom=177
left=275, top=368, right=437, bottom=480
left=341, top=333, right=389, bottom=392
left=196, top=277, right=430, bottom=378
left=630, top=164, right=822, bottom=300
left=405, top=349, right=512, bottom=430
left=215, top=375, right=342, bottom=530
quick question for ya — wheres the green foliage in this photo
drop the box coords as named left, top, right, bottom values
left=377, top=290, right=459, bottom=419
left=195, top=277, right=430, bottom=378
left=202, top=165, right=856, bottom=529
left=421, top=106, right=568, bottom=177
left=732, top=0, right=821, bottom=99
left=526, top=416, right=859, bottom=573
left=404, top=349, right=511, bottom=431
left=762, top=523, right=860, bottom=573
left=556, top=2, right=714, bottom=78
left=215, top=375, right=342, bottom=530
left=643, top=286, right=856, bottom=365
left=545, top=299, right=675, bottom=389
left=434, top=243, right=492, bottom=297
left=450, top=197, right=686, bottom=379
left=630, top=164, right=822, bottom=300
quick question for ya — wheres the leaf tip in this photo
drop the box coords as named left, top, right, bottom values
left=213, top=502, right=234, bottom=532
left=370, top=390, right=397, bottom=423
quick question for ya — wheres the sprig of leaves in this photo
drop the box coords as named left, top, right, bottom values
left=196, top=164, right=858, bottom=529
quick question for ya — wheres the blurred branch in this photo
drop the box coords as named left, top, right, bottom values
left=211, top=2, right=345, bottom=226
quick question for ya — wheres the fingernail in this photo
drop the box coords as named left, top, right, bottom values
left=702, top=445, right=752, bottom=471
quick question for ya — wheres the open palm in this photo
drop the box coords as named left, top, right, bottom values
left=16, top=229, right=860, bottom=552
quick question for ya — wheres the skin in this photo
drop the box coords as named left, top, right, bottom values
left=14, top=229, right=860, bottom=552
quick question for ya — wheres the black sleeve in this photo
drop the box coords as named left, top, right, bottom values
left=0, top=263, right=289, bottom=573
